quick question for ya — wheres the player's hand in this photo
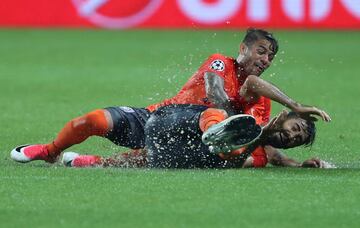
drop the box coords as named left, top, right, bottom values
left=293, top=105, right=331, bottom=122
left=301, top=158, right=336, bottom=168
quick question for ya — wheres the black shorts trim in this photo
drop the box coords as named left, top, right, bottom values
left=105, top=106, right=150, bottom=149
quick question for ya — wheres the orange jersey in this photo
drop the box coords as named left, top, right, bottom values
left=219, top=146, right=268, bottom=168
left=147, top=54, right=246, bottom=112
left=146, top=53, right=271, bottom=125
left=147, top=53, right=272, bottom=167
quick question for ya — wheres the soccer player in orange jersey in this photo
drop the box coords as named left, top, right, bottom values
left=10, top=28, right=330, bottom=164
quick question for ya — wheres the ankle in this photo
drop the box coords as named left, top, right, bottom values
left=46, top=142, right=62, bottom=157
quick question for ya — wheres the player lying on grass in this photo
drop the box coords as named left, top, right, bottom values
left=62, top=104, right=333, bottom=169
left=10, top=28, right=330, bottom=164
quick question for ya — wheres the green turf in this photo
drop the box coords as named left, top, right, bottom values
left=0, top=29, right=360, bottom=228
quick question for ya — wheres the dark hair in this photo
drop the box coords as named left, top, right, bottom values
left=287, top=112, right=316, bottom=147
left=242, top=28, right=279, bottom=55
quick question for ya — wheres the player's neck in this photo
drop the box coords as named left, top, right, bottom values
left=258, top=128, right=277, bottom=146
left=236, top=63, right=247, bottom=82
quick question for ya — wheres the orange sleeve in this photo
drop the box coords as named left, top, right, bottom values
left=218, top=146, right=268, bottom=168
left=251, top=147, right=268, bottom=168
left=201, top=54, right=229, bottom=80
left=218, top=147, right=246, bottom=160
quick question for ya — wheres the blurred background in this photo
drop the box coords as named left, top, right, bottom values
left=1, top=0, right=359, bottom=29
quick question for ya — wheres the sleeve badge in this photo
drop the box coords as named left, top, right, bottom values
left=210, top=60, right=225, bottom=71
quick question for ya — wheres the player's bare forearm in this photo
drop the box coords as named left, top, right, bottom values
left=265, top=146, right=301, bottom=167
left=264, top=146, right=333, bottom=168
left=204, top=72, right=236, bottom=115
left=242, top=157, right=255, bottom=168
left=240, top=75, right=331, bottom=121
left=240, top=75, right=300, bottom=110
left=233, top=146, right=301, bottom=168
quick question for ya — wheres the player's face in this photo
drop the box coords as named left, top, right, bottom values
left=239, top=39, right=275, bottom=76
left=266, top=112, right=310, bottom=149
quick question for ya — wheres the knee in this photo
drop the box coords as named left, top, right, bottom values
left=205, top=108, right=228, bottom=118
left=72, top=109, right=110, bottom=135
left=85, top=109, right=105, bottom=123
left=199, top=108, right=228, bottom=132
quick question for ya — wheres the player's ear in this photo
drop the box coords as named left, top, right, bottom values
left=239, top=43, right=248, bottom=55
left=278, top=109, right=289, bottom=120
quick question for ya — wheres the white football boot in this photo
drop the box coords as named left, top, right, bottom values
left=202, top=114, right=262, bottom=154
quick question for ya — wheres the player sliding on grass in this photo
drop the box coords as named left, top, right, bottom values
left=62, top=105, right=333, bottom=169
left=10, top=28, right=330, bottom=164
left=146, top=105, right=333, bottom=168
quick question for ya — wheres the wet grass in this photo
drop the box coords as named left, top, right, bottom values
left=0, top=29, right=360, bottom=227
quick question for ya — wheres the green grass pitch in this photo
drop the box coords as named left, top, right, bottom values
left=0, top=29, right=360, bottom=228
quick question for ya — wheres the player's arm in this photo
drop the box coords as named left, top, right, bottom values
left=204, top=72, right=235, bottom=115
left=240, top=75, right=331, bottom=122
left=264, top=145, right=333, bottom=168
left=242, top=156, right=255, bottom=168
left=265, top=145, right=302, bottom=167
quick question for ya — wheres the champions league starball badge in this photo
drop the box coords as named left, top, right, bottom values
left=210, top=60, right=225, bottom=71
left=71, top=0, right=163, bottom=29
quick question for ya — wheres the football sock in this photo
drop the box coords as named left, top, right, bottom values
left=73, top=155, right=102, bottom=167
left=46, top=109, right=110, bottom=158
left=199, top=108, right=228, bottom=132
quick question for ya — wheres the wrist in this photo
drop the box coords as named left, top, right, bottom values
left=289, top=102, right=300, bottom=111
left=287, top=160, right=302, bottom=167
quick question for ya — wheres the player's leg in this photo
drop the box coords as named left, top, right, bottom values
left=103, top=107, right=150, bottom=149
left=145, top=105, right=223, bottom=168
left=11, top=106, right=150, bottom=163
left=199, top=108, right=228, bottom=131
left=11, top=109, right=112, bottom=163
left=200, top=108, right=262, bottom=153
left=62, top=149, right=148, bottom=168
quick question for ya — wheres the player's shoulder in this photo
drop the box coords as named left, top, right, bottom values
left=205, top=53, right=235, bottom=72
